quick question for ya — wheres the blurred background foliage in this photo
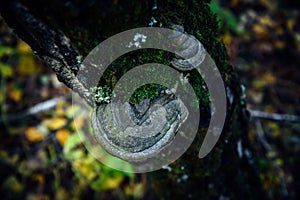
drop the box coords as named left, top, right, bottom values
left=0, top=0, right=300, bottom=199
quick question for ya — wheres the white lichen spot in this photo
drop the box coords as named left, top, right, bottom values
left=244, top=149, right=254, bottom=164
left=165, top=88, right=176, bottom=94
left=237, top=139, right=243, bottom=158
left=152, top=3, right=157, bottom=10
left=226, top=86, right=234, bottom=105
left=76, top=55, right=83, bottom=64
left=149, top=17, right=158, bottom=26
left=240, top=84, right=247, bottom=99
left=177, top=174, right=189, bottom=183
left=162, top=165, right=172, bottom=172
left=127, top=33, right=147, bottom=48
left=180, top=73, right=189, bottom=85
left=181, top=174, right=189, bottom=181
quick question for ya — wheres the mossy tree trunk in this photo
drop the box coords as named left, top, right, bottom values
left=0, top=0, right=266, bottom=199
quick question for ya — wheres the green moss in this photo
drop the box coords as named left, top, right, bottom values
left=129, top=84, right=166, bottom=104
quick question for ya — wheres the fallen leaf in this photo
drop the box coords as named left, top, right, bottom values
left=71, top=117, right=85, bottom=130
left=33, top=174, right=45, bottom=185
left=17, top=40, right=32, bottom=54
left=2, top=176, right=23, bottom=193
left=221, top=31, right=232, bottom=45
left=286, top=19, right=294, bottom=32
left=66, top=105, right=81, bottom=119
left=253, top=71, right=276, bottom=90
left=274, top=158, right=283, bottom=167
left=274, top=40, right=286, bottom=49
left=43, top=117, right=67, bottom=130
left=55, top=101, right=67, bottom=116
left=73, top=160, right=97, bottom=181
left=0, top=46, right=14, bottom=57
left=230, top=0, right=239, bottom=7
left=25, top=127, right=44, bottom=142
left=8, top=87, right=23, bottom=102
left=0, top=63, right=13, bottom=78
left=252, top=24, right=269, bottom=39
left=16, top=55, right=42, bottom=75
left=274, top=24, right=284, bottom=35
left=259, top=15, right=272, bottom=27
left=55, top=188, right=69, bottom=200
left=56, top=129, right=70, bottom=146
left=0, top=88, right=5, bottom=104
left=99, top=176, right=123, bottom=191
left=263, top=71, right=276, bottom=85
left=26, top=193, right=50, bottom=200
left=132, top=183, right=145, bottom=198
left=63, top=133, right=82, bottom=155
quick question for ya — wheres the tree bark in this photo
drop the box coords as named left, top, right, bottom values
left=0, top=0, right=267, bottom=199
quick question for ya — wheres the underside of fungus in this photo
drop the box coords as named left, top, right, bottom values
left=170, top=25, right=206, bottom=70
left=92, top=93, right=188, bottom=162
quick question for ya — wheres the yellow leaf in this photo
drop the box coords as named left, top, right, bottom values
left=73, top=160, right=97, bottom=181
left=286, top=19, right=294, bottom=32
left=253, top=79, right=266, bottom=90
left=260, top=0, right=272, bottom=7
left=252, top=24, right=268, bottom=39
left=0, top=63, right=13, bottom=78
left=33, top=174, right=45, bottom=185
left=267, top=122, right=280, bottom=137
left=263, top=71, right=276, bottom=85
left=124, top=183, right=145, bottom=198
left=66, top=105, right=81, bottom=118
left=8, top=87, right=23, bottom=102
left=274, top=25, right=284, bottom=35
left=230, top=0, right=239, bottom=7
left=253, top=72, right=276, bottom=90
left=17, top=40, right=32, bottom=54
left=264, top=105, right=276, bottom=113
left=71, top=117, right=85, bottom=130
left=16, top=55, right=42, bottom=75
left=55, top=101, right=67, bottom=116
left=25, top=127, right=44, bottom=142
left=43, top=117, right=67, bottom=130
left=274, top=40, right=286, bottom=49
left=132, top=183, right=145, bottom=198
left=100, top=176, right=123, bottom=191
left=56, top=129, right=70, bottom=146
left=55, top=188, right=69, bottom=200
left=0, top=88, right=5, bottom=104
left=248, top=130, right=256, bottom=141
left=259, top=15, right=272, bottom=27
left=221, top=31, right=232, bottom=45
left=275, top=158, right=283, bottom=166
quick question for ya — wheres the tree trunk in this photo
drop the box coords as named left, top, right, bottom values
left=0, top=0, right=267, bottom=199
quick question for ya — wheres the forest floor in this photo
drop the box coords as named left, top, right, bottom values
left=0, top=0, right=299, bottom=199
left=213, top=0, right=300, bottom=199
